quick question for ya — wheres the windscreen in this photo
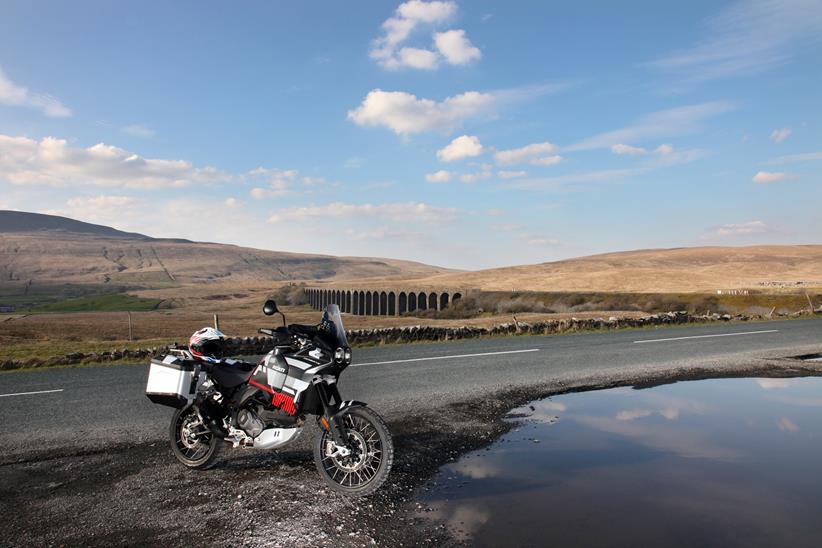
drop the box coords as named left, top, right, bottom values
left=322, top=304, right=348, bottom=348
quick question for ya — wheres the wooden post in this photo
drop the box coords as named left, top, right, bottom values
left=806, top=293, right=815, bottom=314
left=768, top=306, right=776, bottom=318
left=214, top=313, right=220, bottom=331
left=127, top=311, right=133, bottom=341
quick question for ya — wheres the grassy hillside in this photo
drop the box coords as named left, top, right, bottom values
left=393, top=245, right=822, bottom=293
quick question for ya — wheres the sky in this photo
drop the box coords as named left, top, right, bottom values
left=0, top=0, right=820, bottom=270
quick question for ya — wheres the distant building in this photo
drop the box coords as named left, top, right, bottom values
left=0, top=305, right=15, bottom=313
left=716, top=289, right=749, bottom=296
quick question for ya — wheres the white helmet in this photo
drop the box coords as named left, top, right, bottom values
left=189, top=327, right=226, bottom=363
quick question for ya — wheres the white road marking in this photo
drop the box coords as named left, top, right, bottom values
left=0, top=388, right=64, bottom=398
left=634, top=329, right=779, bottom=344
left=354, top=348, right=540, bottom=367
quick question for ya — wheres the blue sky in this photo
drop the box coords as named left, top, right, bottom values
left=1, top=0, right=820, bottom=269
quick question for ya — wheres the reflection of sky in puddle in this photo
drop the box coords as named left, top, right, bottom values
left=416, top=377, right=822, bottom=547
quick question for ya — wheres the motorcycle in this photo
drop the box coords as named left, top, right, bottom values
left=145, top=300, right=393, bottom=496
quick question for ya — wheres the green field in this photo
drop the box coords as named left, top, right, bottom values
left=32, top=294, right=163, bottom=313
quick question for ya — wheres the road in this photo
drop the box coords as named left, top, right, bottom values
left=1, top=318, right=821, bottom=458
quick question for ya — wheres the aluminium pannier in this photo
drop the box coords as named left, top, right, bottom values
left=145, top=355, right=198, bottom=408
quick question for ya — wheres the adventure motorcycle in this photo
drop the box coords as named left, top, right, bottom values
left=145, top=300, right=393, bottom=496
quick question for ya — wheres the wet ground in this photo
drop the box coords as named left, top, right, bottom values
left=416, top=376, right=822, bottom=547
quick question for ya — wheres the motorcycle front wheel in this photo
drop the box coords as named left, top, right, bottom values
left=170, top=406, right=219, bottom=469
left=314, top=405, right=393, bottom=496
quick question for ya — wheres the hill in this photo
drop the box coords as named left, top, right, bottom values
left=394, top=245, right=822, bottom=293
left=0, top=211, right=452, bottom=289
left=0, top=210, right=152, bottom=240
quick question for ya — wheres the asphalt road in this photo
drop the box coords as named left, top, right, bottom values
left=2, top=318, right=821, bottom=458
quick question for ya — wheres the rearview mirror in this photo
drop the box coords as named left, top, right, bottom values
left=263, top=299, right=278, bottom=316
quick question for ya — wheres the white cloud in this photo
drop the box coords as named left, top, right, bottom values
left=529, top=155, right=563, bottom=166
left=459, top=169, right=492, bottom=183
left=224, top=197, right=243, bottom=208
left=301, top=176, right=326, bottom=186
left=44, top=195, right=142, bottom=226
left=644, top=0, right=822, bottom=83
left=425, top=169, right=453, bottom=183
left=437, top=135, right=484, bottom=162
left=497, top=170, right=527, bottom=179
left=0, top=67, right=72, bottom=118
left=568, top=102, right=734, bottom=151
left=66, top=195, right=138, bottom=209
left=612, top=143, right=647, bottom=155
left=770, top=151, right=822, bottom=164
left=709, top=220, right=771, bottom=237
left=122, top=124, right=155, bottom=138
left=347, top=89, right=493, bottom=135
left=434, top=29, right=482, bottom=65
left=752, top=171, right=789, bottom=184
left=0, top=134, right=228, bottom=188
left=370, top=0, right=457, bottom=70
left=770, top=127, right=791, bottom=143
left=494, top=141, right=558, bottom=165
left=398, top=47, right=440, bottom=70
left=268, top=202, right=458, bottom=224
left=250, top=187, right=287, bottom=199
left=612, top=143, right=674, bottom=156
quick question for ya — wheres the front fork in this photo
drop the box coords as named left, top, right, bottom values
left=314, top=381, right=352, bottom=447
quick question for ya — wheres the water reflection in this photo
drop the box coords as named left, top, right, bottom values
left=417, top=376, right=822, bottom=547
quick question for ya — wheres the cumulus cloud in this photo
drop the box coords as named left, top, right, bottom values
left=425, top=169, right=453, bottom=183
left=437, top=135, right=484, bottom=162
left=347, top=89, right=493, bottom=135
left=770, top=127, right=791, bottom=143
left=497, top=170, right=527, bottom=179
left=709, top=220, right=771, bottom=237
left=0, top=134, right=228, bottom=188
left=122, top=124, right=155, bottom=138
left=370, top=0, right=457, bottom=70
left=494, top=142, right=559, bottom=165
left=752, top=171, right=789, bottom=184
left=568, top=101, right=734, bottom=151
left=612, top=143, right=647, bottom=155
left=398, top=47, right=440, bottom=70
left=245, top=167, right=298, bottom=199
left=268, top=202, right=458, bottom=224
left=433, top=29, right=482, bottom=65
left=655, top=143, right=674, bottom=154
left=0, top=67, right=72, bottom=118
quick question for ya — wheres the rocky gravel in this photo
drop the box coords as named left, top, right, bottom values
left=2, top=354, right=821, bottom=547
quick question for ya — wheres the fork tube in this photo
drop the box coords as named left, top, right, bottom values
left=315, top=381, right=348, bottom=445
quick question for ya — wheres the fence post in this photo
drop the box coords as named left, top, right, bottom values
left=214, top=313, right=220, bottom=331
left=127, top=311, right=133, bottom=341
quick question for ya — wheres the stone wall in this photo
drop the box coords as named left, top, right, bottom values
left=1, top=310, right=812, bottom=371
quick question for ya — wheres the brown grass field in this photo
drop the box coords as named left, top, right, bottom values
left=346, top=245, right=822, bottom=293
left=2, top=228, right=821, bottom=364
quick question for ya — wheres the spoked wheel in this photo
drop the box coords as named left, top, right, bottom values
left=314, top=406, right=393, bottom=496
left=170, top=406, right=219, bottom=469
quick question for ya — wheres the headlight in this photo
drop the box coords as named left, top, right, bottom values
left=334, top=347, right=345, bottom=363
left=344, top=348, right=352, bottom=364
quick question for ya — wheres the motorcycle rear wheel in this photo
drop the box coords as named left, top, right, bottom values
left=170, top=406, right=219, bottom=469
left=314, top=405, right=393, bottom=496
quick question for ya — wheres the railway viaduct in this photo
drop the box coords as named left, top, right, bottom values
left=304, top=287, right=464, bottom=316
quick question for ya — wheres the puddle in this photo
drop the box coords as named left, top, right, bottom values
left=416, top=377, right=822, bottom=547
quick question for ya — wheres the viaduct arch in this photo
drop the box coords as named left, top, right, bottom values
left=304, top=287, right=463, bottom=316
